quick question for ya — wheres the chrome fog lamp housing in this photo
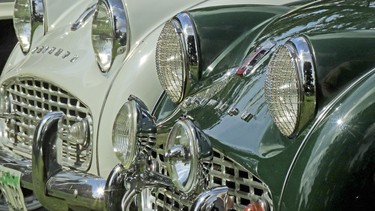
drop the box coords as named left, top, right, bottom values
left=165, top=118, right=212, bottom=193
left=156, top=12, right=200, bottom=103
left=112, top=100, right=137, bottom=169
left=13, top=0, right=45, bottom=54
left=112, top=96, right=156, bottom=169
left=265, top=36, right=316, bottom=137
left=91, top=0, right=129, bottom=73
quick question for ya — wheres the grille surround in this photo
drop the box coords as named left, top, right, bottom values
left=2, top=78, right=93, bottom=171
left=152, top=146, right=273, bottom=210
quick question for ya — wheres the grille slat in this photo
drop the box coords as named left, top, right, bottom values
left=3, top=78, right=93, bottom=171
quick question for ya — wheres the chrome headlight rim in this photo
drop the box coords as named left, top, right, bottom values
left=165, top=119, right=200, bottom=193
left=112, top=96, right=156, bottom=169
left=112, top=100, right=138, bottom=169
left=265, top=35, right=316, bottom=137
left=92, top=0, right=130, bottom=73
left=156, top=12, right=200, bottom=103
left=13, top=0, right=45, bottom=54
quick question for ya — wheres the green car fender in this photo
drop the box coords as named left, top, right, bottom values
left=280, top=69, right=375, bottom=210
left=188, top=4, right=291, bottom=73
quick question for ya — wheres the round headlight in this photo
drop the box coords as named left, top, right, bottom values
left=165, top=120, right=199, bottom=193
left=92, top=0, right=129, bottom=73
left=265, top=36, right=316, bottom=137
left=156, top=12, right=200, bottom=103
left=13, top=0, right=45, bottom=54
left=112, top=101, right=137, bottom=168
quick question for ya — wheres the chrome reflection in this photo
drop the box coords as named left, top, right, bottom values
left=14, top=0, right=45, bottom=53
left=174, top=12, right=200, bottom=81
left=71, top=3, right=97, bottom=31
left=92, top=0, right=129, bottom=72
left=191, top=186, right=233, bottom=211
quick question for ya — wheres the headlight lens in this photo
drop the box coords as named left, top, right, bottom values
left=156, top=12, right=200, bottom=103
left=112, top=101, right=137, bottom=169
left=92, top=0, right=129, bottom=73
left=165, top=120, right=198, bottom=193
left=265, top=36, right=316, bottom=137
left=13, top=0, right=45, bottom=54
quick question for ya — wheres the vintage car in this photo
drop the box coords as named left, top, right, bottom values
left=0, top=0, right=306, bottom=210
left=0, top=0, right=221, bottom=210
left=105, top=0, right=375, bottom=210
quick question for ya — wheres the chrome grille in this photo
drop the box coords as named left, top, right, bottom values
left=3, top=78, right=92, bottom=171
left=152, top=146, right=273, bottom=210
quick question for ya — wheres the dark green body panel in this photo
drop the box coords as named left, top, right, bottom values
left=189, top=5, right=291, bottom=72
left=154, top=0, right=375, bottom=209
left=281, top=70, right=375, bottom=210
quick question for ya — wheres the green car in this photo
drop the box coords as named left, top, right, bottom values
left=73, top=0, right=375, bottom=210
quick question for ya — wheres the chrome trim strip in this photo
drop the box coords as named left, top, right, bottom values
left=31, top=0, right=45, bottom=34
left=174, top=12, right=200, bottom=81
left=287, top=35, right=317, bottom=135
left=71, top=3, right=97, bottom=31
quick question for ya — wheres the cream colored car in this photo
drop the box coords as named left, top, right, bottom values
left=0, top=0, right=302, bottom=210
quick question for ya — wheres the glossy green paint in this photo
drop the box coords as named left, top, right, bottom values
left=153, top=0, right=375, bottom=209
left=188, top=5, right=291, bottom=72
left=280, top=69, right=375, bottom=210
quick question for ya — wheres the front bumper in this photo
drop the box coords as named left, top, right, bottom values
left=0, top=112, right=125, bottom=211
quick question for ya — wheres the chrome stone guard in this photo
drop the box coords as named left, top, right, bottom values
left=104, top=97, right=232, bottom=210
left=0, top=112, right=125, bottom=210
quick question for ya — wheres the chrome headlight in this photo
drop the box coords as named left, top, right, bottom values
left=13, top=0, right=45, bottom=54
left=265, top=36, right=316, bottom=137
left=112, top=100, right=137, bottom=168
left=92, top=0, right=129, bottom=73
left=112, top=96, right=156, bottom=169
left=165, top=118, right=212, bottom=193
left=156, top=12, right=200, bottom=103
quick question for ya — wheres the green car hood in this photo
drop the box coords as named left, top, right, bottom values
left=154, top=0, right=375, bottom=207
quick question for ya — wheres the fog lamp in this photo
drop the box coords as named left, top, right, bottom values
left=13, top=0, right=45, bottom=54
left=68, top=118, right=91, bottom=145
left=112, top=100, right=137, bottom=169
left=58, top=117, right=92, bottom=146
left=165, top=118, right=213, bottom=193
left=112, top=96, right=156, bottom=168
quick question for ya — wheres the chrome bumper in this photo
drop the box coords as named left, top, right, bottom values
left=0, top=112, right=125, bottom=211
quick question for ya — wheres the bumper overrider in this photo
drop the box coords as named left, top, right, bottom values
left=0, top=111, right=126, bottom=211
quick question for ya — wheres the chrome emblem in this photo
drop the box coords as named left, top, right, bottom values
left=31, top=46, right=79, bottom=63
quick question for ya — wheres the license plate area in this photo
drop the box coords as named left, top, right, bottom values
left=0, top=166, right=27, bottom=210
